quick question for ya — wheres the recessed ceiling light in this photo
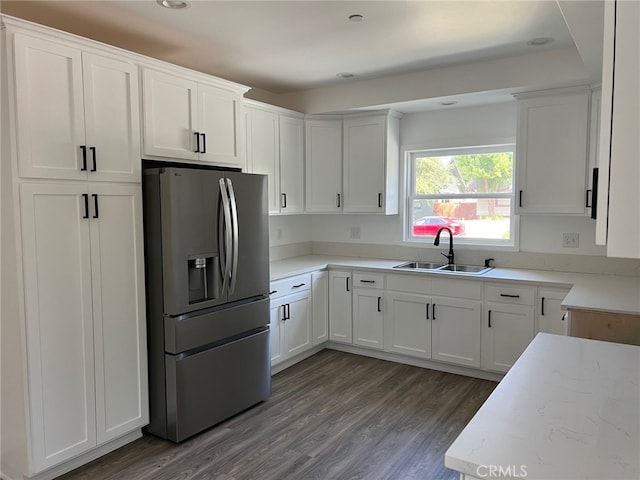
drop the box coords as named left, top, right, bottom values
left=439, top=100, right=458, bottom=106
left=157, top=0, right=190, bottom=9
left=349, top=14, right=364, bottom=22
left=337, top=72, right=356, bottom=78
left=527, top=37, right=554, bottom=47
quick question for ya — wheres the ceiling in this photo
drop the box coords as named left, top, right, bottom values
left=1, top=1, right=603, bottom=112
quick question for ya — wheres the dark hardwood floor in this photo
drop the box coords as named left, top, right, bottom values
left=58, top=350, right=497, bottom=480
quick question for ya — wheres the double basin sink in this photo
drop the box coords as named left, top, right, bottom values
left=393, top=262, right=493, bottom=275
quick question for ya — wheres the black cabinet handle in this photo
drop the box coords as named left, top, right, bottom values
left=426, top=303, right=430, bottom=320
left=561, top=313, right=567, bottom=321
left=194, top=132, right=200, bottom=153
left=377, top=296, right=382, bottom=312
left=488, top=310, right=492, bottom=328
left=378, top=193, right=382, bottom=208
left=287, top=304, right=291, bottom=320
left=92, top=194, right=99, bottom=218
left=541, top=297, right=545, bottom=316
left=346, top=277, right=350, bottom=292
left=590, top=168, right=599, bottom=220
left=519, top=190, right=523, bottom=207
left=269, top=290, right=277, bottom=295
left=500, top=293, right=520, bottom=298
left=282, top=193, right=287, bottom=209
left=292, top=283, right=306, bottom=288
left=90, top=147, right=97, bottom=172
left=432, top=303, right=436, bottom=320
left=80, top=145, right=87, bottom=171
left=201, top=133, right=206, bottom=154
left=360, top=279, right=375, bottom=284
left=585, top=189, right=592, bottom=208
left=82, top=193, right=89, bottom=219
left=281, top=304, right=287, bottom=321
left=337, top=193, right=341, bottom=208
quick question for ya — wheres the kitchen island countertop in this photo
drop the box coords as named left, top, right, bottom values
left=444, top=333, right=640, bottom=479
left=270, top=254, right=640, bottom=315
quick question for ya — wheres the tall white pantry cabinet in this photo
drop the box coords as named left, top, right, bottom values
left=1, top=17, right=148, bottom=480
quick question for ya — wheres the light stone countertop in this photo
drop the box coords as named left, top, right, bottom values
left=444, top=333, right=640, bottom=480
left=270, top=255, right=640, bottom=315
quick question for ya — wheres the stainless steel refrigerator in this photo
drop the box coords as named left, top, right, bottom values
left=142, top=165, right=271, bottom=442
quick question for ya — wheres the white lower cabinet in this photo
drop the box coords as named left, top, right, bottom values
left=312, top=271, right=329, bottom=345
left=385, top=291, right=431, bottom=358
left=19, top=182, right=148, bottom=472
left=353, top=288, right=384, bottom=350
left=384, top=275, right=481, bottom=368
left=483, top=284, right=536, bottom=373
left=329, top=270, right=353, bottom=343
left=269, top=275, right=312, bottom=366
left=431, top=296, right=482, bottom=368
left=538, top=288, right=570, bottom=335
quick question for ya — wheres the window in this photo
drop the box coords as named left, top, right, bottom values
left=406, top=144, right=516, bottom=247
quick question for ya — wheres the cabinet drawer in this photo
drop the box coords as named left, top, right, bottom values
left=431, top=278, right=482, bottom=300
left=270, top=274, right=311, bottom=300
left=485, top=283, right=535, bottom=305
left=386, top=274, right=431, bottom=295
left=353, top=272, right=384, bottom=289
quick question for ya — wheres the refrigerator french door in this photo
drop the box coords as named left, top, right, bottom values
left=143, top=166, right=270, bottom=442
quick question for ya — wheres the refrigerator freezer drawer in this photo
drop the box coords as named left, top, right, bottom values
left=164, top=328, right=271, bottom=442
left=164, top=296, right=269, bottom=354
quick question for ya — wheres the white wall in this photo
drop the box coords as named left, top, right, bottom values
left=273, top=101, right=606, bottom=257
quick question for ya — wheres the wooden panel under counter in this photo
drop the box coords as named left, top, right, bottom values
left=568, top=308, right=640, bottom=346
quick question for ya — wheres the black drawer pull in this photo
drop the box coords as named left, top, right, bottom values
left=292, top=283, right=306, bottom=288
left=519, top=190, right=523, bottom=207
left=281, top=193, right=287, bottom=209
left=194, top=132, right=200, bottom=153
left=269, top=290, right=277, bottom=295
left=426, top=303, right=430, bottom=320
left=541, top=297, right=545, bottom=316
left=432, top=303, right=436, bottom=320
left=500, top=293, right=520, bottom=298
left=200, top=133, right=206, bottom=154
left=346, top=277, right=350, bottom=292
left=377, top=296, right=382, bottom=312
left=378, top=193, right=382, bottom=208
left=488, top=310, right=492, bottom=328
left=360, top=279, right=375, bottom=284
left=337, top=193, right=341, bottom=208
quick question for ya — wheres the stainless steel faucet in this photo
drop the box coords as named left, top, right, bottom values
left=434, top=227, right=455, bottom=265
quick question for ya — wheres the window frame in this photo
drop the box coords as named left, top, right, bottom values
left=404, top=143, right=518, bottom=249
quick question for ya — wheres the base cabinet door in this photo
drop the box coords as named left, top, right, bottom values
left=431, top=297, right=482, bottom=368
left=269, top=302, right=284, bottom=365
left=312, top=271, right=329, bottom=345
left=283, top=292, right=312, bottom=357
left=90, top=185, right=148, bottom=443
left=538, top=288, right=570, bottom=335
left=329, top=271, right=352, bottom=343
left=352, top=289, right=384, bottom=350
left=20, top=183, right=97, bottom=471
left=483, top=303, right=535, bottom=373
left=384, top=292, right=431, bottom=358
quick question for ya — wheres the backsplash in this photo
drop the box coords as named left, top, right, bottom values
left=271, top=241, right=640, bottom=277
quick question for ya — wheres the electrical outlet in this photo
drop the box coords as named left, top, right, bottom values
left=350, top=226, right=361, bottom=239
left=562, top=233, right=579, bottom=248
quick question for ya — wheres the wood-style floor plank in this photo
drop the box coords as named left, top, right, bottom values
left=58, top=350, right=496, bottom=480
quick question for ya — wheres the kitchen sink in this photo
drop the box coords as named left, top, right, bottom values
left=393, top=262, right=493, bottom=275
left=437, top=264, right=493, bottom=274
left=393, top=262, right=446, bottom=270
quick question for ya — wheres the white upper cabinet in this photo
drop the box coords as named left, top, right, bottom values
left=245, top=101, right=304, bottom=215
left=515, top=88, right=590, bottom=214
left=245, top=105, right=280, bottom=213
left=12, top=33, right=140, bottom=182
left=278, top=115, right=305, bottom=214
left=305, top=118, right=343, bottom=213
left=342, top=112, right=400, bottom=215
left=596, top=0, right=640, bottom=258
left=142, top=68, right=246, bottom=169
